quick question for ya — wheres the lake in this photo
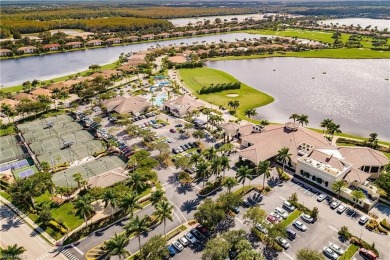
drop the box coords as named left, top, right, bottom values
left=0, top=33, right=256, bottom=87
left=320, top=18, right=390, bottom=31
left=207, top=58, right=390, bottom=140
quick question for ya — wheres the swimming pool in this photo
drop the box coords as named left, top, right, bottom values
left=154, top=92, right=168, bottom=106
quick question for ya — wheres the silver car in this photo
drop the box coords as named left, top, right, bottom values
left=275, top=207, right=288, bottom=219
left=178, top=236, right=189, bottom=247
left=323, top=247, right=338, bottom=260
left=172, top=240, right=184, bottom=252
left=329, top=243, right=345, bottom=255
left=185, top=232, right=198, bottom=244
left=301, top=213, right=314, bottom=223
left=293, top=220, right=307, bottom=231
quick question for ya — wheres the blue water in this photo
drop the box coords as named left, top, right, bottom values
left=155, top=93, right=168, bottom=106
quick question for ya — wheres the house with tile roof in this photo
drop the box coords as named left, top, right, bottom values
left=163, top=94, right=204, bottom=118
left=239, top=122, right=388, bottom=210
left=102, top=96, right=150, bottom=115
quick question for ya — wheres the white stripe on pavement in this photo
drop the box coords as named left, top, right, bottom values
left=235, top=217, right=243, bottom=224
left=282, top=252, right=294, bottom=260
left=71, top=245, right=84, bottom=255
left=279, top=196, right=286, bottom=201
left=328, top=225, right=338, bottom=232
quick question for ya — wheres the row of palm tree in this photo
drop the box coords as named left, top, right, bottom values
left=320, top=118, right=342, bottom=141
left=227, top=100, right=240, bottom=111
left=244, top=108, right=258, bottom=119
left=289, top=113, right=309, bottom=126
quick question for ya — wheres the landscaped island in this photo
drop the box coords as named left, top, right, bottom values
left=178, top=67, right=274, bottom=121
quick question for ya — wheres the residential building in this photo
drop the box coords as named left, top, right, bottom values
left=30, top=88, right=53, bottom=98
left=102, top=96, right=150, bottom=115
left=142, top=34, right=155, bottom=41
left=172, top=31, right=184, bottom=37
left=0, top=49, right=12, bottom=56
left=106, top=38, right=121, bottom=44
left=65, top=41, right=83, bottom=48
left=86, top=40, right=103, bottom=46
left=125, top=35, right=140, bottom=42
left=0, top=99, right=19, bottom=108
left=157, top=32, right=170, bottom=39
left=42, top=43, right=61, bottom=51
left=17, top=46, right=38, bottom=54
left=163, top=94, right=204, bottom=117
left=13, top=93, right=34, bottom=101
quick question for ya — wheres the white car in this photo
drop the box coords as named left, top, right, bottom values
left=323, top=247, right=339, bottom=260
left=172, top=240, right=184, bottom=252
left=293, top=220, right=307, bottom=231
left=337, top=205, right=347, bottom=214
left=185, top=232, right=198, bottom=244
left=275, top=207, right=288, bottom=219
left=178, top=236, right=189, bottom=247
left=301, top=213, right=314, bottom=223
left=275, top=237, right=290, bottom=249
left=329, top=243, right=345, bottom=255
left=317, top=194, right=327, bottom=202
left=330, top=200, right=340, bottom=209
left=359, top=215, right=369, bottom=225
left=255, top=224, right=268, bottom=235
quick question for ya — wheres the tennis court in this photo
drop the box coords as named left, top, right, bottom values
left=17, top=114, right=74, bottom=133
left=0, top=145, right=25, bottom=164
left=36, top=139, right=104, bottom=166
left=0, top=159, right=30, bottom=173
left=23, top=122, right=83, bottom=143
left=0, top=135, right=19, bottom=148
left=52, top=155, right=127, bottom=187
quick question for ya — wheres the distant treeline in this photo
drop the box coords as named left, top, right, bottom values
left=199, top=82, right=241, bottom=94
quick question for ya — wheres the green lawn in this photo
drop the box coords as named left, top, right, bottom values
left=1, top=62, right=118, bottom=93
left=178, top=67, right=274, bottom=121
left=245, top=29, right=389, bottom=49
left=340, top=244, right=359, bottom=260
left=280, top=209, right=301, bottom=228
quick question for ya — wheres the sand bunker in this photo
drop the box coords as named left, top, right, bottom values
left=226, top=94, right=239, bottom=97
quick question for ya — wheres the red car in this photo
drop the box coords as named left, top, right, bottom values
left=196, top=224, right=209, bottom=235
left=267, top=215, right=278, bottom=224
left=359, top=248, right=377, bottom=260
left=170, top=128, right=176, bottom=133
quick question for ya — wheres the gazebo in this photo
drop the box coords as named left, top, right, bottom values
left=220, top=122, right=240, bottom=142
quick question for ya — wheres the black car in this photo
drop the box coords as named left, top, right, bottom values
left=286, top=229, right=296, bottom=240
left=242, top=200, right=251, bottom=208
left=190, top=229, right=203, bottom=240
left=175, top=124, right=183, bottom=127
left=192, top=142, right=199, bottom=147
left=180, top=145, right=187, bottom=151
left=187, top=142, right=195, bottom=148
left=184, top=144, right=191, bottom=150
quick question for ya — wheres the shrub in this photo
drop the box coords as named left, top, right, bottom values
left=338, top=226, right=352, bottom=239
left=350, top=236, right=379, bottom=256
left=264, top=186, right=271, bottom=192
left=251, top=228, right=283, bottom=252
left=380, top=219, right=390, bottom=231
left=198, top=82, right=241, bottom=94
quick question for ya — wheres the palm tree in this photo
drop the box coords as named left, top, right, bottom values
left=119, top=192, right=141, bottom=218
left=232, top=100, right=240, bottom=110
left=277, top=147, right=292, bottom=173
left=203, top=108, right=212, bottom=127
left=102, top=189, right=118, bottom=217
left=223, top=177, right=238, bottom=193
left=203, top=147, right=217, bottom=161
left=190, top=153, right=202, bottom=167
left=73, top=172, right=84, bottom=189
left=332, top=180, right=346, bottom=199
left=102, top=233, right=130, bottom=259
left=257, top=160, right=271, bottom=189
left=0, top=244, right=26, bottom=260
left=351, top=190, right=365, bottom=210
left=127, top=171, right=146, bottom=195
left=74, top=195, right=94, bottom=227
left=320, top=118, right=333, bottom=134
left=1, top=103, right=13, bottom=123
left=125, top=215, right=151, bottom=254
left=210, top=158, right=223, bottom=179
left=289, top=113, right=299, bottom=123
left=244, top=108, right=258, bottom=119
left=196, top=161, right=210, bottom=189
left=219, top=155, right=230, bottom=177
left=327, top=122, right=342, bottom=141
left=155, top=200, right=174, bottom=236
left=150, top=97, right=156, bottom=106
left=297, top=114, right=309, bottom=126
left=236, top=165, right=253, bottom=188
left=150, top=189, right=165, bottom=206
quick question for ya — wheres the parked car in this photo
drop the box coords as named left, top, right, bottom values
left=180, top=145, right=187, bottom=151
left=275, top=237, right=290, bottom=249
left=242, top=200, right=251, bottom=208
left=317, top=193, right=327, bottom=202
left=170, top=128, right=176, bottom=133
left=330, top=200, right=341, bottom=209
left=323, top=247, right=338, bottom=260
left=293, top=221, right=307, bottom=231
left=175, top=124, right=183, bottom=127
left=359, top=215, right=369, bottom=225
left=255, top=224, right=268, bottom=234
left=301, top=213, right=314, bottom=223
left=267, top=215, right=278, bottom=224
left=190, top=229, right=203, bottom=240
left=359, top=248, right=377, bottom=260
left=286, top=229, right=296, bottom=240
left=337, top=205, right=347, bottom=214
left=168, top=245, right=177, bottom=256
left=283, top=201, right=296, bottom=212
left=178, top=236, right=189, bottom=247
left=231, top=207, right=240, bottom=214
left=185, top=232, right=198, bottom=244
left=172, top=241, right=184, bottom=252
left=275, top=207, right=288, bottom=219
left=269, top=212, right=283, bottom=222
left=196, top=224, right=209, bottom=235
left=329, top=243, right=344, bottom=255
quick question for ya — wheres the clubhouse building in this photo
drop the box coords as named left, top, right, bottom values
left=239, top=123, right=388, bottom=210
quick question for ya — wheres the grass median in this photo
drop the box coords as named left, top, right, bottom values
left=178, top=67, right=274, bottom=121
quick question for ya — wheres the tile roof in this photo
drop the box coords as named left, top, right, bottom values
left=30, top=88, right=52, bottom=97
left=240, top=125, right=329, bottom=164
left=343, top=168, right=371, bottom=183
left=338, top=147, right=388, bottom=168
left=102, top=96, right=149, bottom=114
left=0, top=98, right=19, bottom=108
left=308, top=149, right=346, bottom=171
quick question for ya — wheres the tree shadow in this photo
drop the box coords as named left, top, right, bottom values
left=1, top=218, right=24, bottom=231
left=267, top=176, right=282, bottom=188
left=180, top=199, right=200, bottom=214
left=167, top=174, right=178, bottom=184
left=176, top=184, right=193, bottom=195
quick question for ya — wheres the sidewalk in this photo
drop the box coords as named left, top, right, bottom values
left=0, top=195, right=56, bottom=245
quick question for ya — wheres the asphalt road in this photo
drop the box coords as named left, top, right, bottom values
left=0, top=204, right=68, bottom=260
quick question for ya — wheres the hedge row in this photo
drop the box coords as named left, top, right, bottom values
left=199, top=82, right=241, bottom=94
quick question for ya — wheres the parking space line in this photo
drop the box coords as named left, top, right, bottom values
left=71, top=245, right=84, bottom=255
left=328, top=225, right=338, bottom=232
left=331, top=237, right=348, bottom=246
left=279, top=196, right=286, bottom=201
left=282, top=252, right=294, bottom=260
left=349, top=211, right=356, bottom=218
left=235, top=217, right=243, bottom=224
